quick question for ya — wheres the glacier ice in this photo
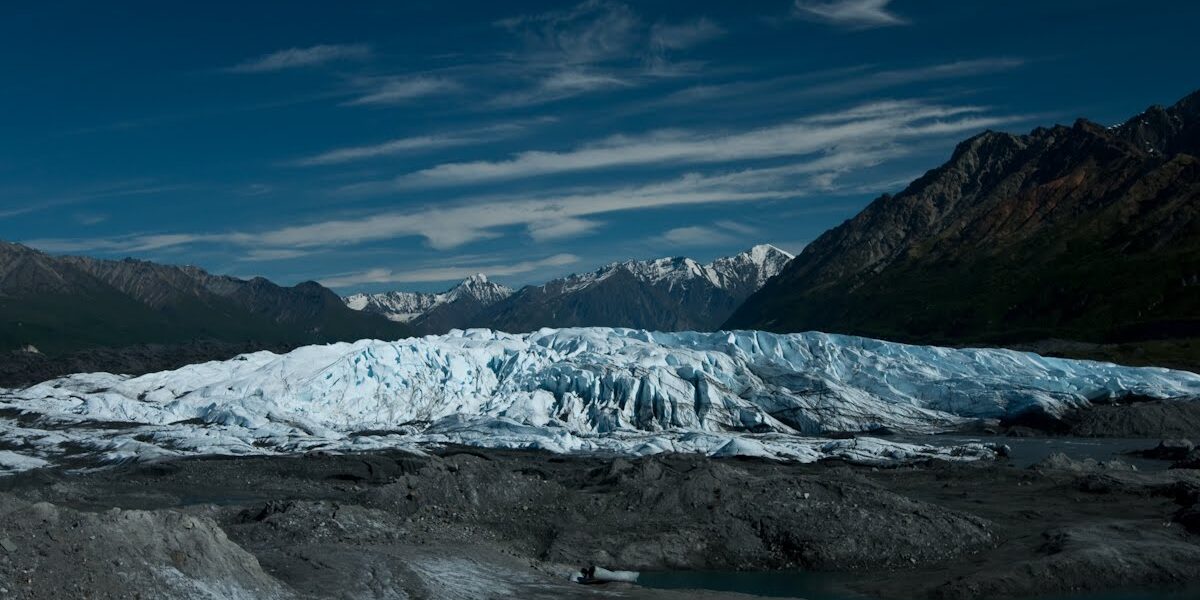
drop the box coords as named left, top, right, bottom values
left=1, top=327, right=1197, bottom=474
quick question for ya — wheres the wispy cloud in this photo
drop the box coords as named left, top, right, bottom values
left=289, top=119, right=556, bottom=167
left=489, top=69, right=632, bottom=107
left=661, top=225, right=737, bottom=247
left=25, top=233, right=217, bottom=254
left=712, top=220, right=759, bottom=236
left=793, top=0, right=907, bottom=29
left=498, top=0, right=641, bottom=66
left=29, top=143, right=911, bottom=257
left=393, top=100, right=1019, bottom=187
left=650, top=18, right=724, bottom=51
left=321, top=253, right=579, bottom=287
left=0, top=206, right=39, bottom=220
left=802, top=58, right=1025, bottom=97
left=345, top=77, right=459, bottom=106
left=291, top=135, right=477, bottom=167
left=240, top=183, right=274, bottom=196
left=0, top=181, right=190, bottom=222
left=525, top=217, right=602, bottom=242
left=73, top=213, right=108, bottom=226
left=660, top=219, right=764, bottom=247
left=541, top=70, right=630, bottom=92
left=237, top=249, right=312, bottom=262
left=256, top=171, right=796, bottom=251
left=23, top=99, right=1020, bottom=258
left=647, top=58, right=1023, bottom=114
left=491, top=1, right=722, bottom=106
left=227, top=44, right=372, bottom=73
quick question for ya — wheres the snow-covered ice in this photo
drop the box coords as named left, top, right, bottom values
left=1, top=328, right=1198, bottom=474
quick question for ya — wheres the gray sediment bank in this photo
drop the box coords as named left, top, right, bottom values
left=0, top=442, right=1198, bottom=599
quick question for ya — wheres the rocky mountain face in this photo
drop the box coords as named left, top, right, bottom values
left=345, top=274, right=513, bottom=335
left=343, top=245, right=792, bottom=335
left=726, top=90, right=1200, bottom=370
left=475, top=244, right=793, bottom=333
left=0, top=242, right=409, bottom=385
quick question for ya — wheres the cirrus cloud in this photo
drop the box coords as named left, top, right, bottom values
left=320, top=253, right=580, bottom=287
left=227, top=44, right=372, bottom=73
left=793, top=0, right=908, bottom=29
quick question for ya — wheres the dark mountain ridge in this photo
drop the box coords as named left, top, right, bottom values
left=473, top=244, right=793, bottom=333
left=726, top=89, right=1200, bottom=370
left=0, top=242, right=409, bottom=385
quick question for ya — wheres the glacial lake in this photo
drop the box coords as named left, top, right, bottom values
left=636, top=570, right=1198, bottom=599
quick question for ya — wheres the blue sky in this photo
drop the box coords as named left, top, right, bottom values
left=1, top=0, right=1197, bottom=293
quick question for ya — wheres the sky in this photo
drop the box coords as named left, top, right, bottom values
left=1, top=0, right=1197, bottom=293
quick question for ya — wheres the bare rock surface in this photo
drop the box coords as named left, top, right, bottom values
left=1, top=448, right=1199, bottom=599
left=0, top=493, right=288, bottom=599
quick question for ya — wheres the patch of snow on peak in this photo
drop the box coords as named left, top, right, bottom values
left=545, top=245, right=793, bottom=295
left=343, top=275, right=513, bottom=322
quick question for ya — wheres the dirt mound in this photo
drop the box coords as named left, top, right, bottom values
left=0, top=493, right=288, bottom=599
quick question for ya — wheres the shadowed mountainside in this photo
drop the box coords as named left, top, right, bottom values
left=0, top=242, right=409, bottom=385
left=476, top=244, right=793, bottom=333
left=726, top=89, right=1200, bottom=371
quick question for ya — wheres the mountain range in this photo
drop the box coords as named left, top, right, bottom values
left=345, top=274, right=514, bottom=334
left=727, top=89, right=1200, bottom=370
left=0, top=242, right=409, bottom=384
left=345, top=244, right=793, bottom=334
left=5, top=89, right=1198, bottom=382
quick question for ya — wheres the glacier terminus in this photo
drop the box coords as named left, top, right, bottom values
left=2, top=327, right=1197, bottom=475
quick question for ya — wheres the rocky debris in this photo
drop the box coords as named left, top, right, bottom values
left=1166, top=481, right=1200, bottom=534
left=1031, top=452, right=1138, bottom=473
left=2, top=448, right=1200, bottom=599
left=0, top=339, right=294, bottom=389
left=1173, top=450, right=1200, bottom=470
left=1178, top=507, right=1200, bottom=534
left=931, top=521, right=1200, bottom=600
left=1012, top=399, right=1200, bottom=438
left=0, top=493, right=289, bottom=599
left=1126, top=438, right=1200, bottom=470
left=340, top=451, right=997, bottom=572
left=1141, top=438, right=1196, bottom=461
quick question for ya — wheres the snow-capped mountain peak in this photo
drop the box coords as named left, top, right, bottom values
left=473, top=245, right=796, bottom=333
left=708, top=244, right=794, bottom=289
left=343, top=245, right=793, bottom=333
left=448, top=273, right=511, bottom=305
left=344, top=275, right=513, bottom=323
left=582, top=244, right=793, bottom=291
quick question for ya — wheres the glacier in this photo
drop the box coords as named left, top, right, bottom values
left=1, top=327, right=1198, bottom=474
